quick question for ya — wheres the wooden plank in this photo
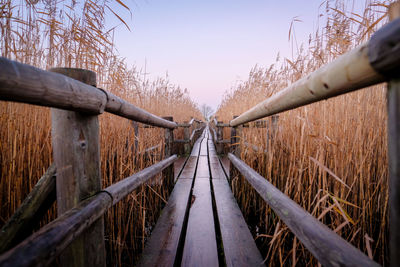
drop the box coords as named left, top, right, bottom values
left=0, top=156, right=177, bottom=267
left=106, top=155, right=177, bottom=205
left=228, top=20, right=400, bottom=127
left=181, top=179, right=218, bottom=267
left=195, top=156, right=210, bottom=178
left=388, top=76, right=400, bottom=267
left=220, top=157, right=230, bottom=177
left=50, top=68, right=105, bottom=267
left=228, top=153, right=379, bottom=267
left=387, top=3, right=400, bottom=266
left=138, top=179, right=192, bottom=267
left=0, top=58, right=176, bottom=129
left=0, top=164, right=56, bottom=253
left=212, top=178, right=264, bottom=266
left=0, top=58, right=107, bottom=114
left=180, top=156, right=198, bottom=179
left=174, top=157, right=188, bottom=181
left=210, top=162, right=226, bottom=179
left=190, top=135, right=203, bottom=156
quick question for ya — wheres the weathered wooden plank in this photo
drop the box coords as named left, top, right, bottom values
left=138, top=178, right=192, bottom=267
left=228, top=153, right=379, bottom=267
left=174, top=157, right=188, bottom=181
left=0, top=57, right=176, bottom=129
left=181, top=179, right=218, bottom=267
left=0, top=164, right=56, bottom=253
left=0, top=58, right=107, bottom=114
left=212, top=178, right=264, bottom=266
left=195, top=156, right=210, bottom=178
left=190, top=136, right=202, bottom=156
left=199, top=142, right=208, bottom=156
left=0, top=156, right=177, bottom=267
left=180, top=156, right=198, bottom=179
left=228, top=20, right=400, bottom=127
left=387, top=3, right=400, bottom=266
left=0, top=193, right=112, bottom=267
left=388, top=76, right=400, bottom=267
left=220, top=157, right=230, bottom=177
left=50, top=68, right=105, bottom=267
left=106, top=155, right=178, bottom=205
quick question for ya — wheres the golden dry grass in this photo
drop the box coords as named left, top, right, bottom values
left=0, top=0, right=201, bottom=265
left=216, top=0, right=391, bottom=265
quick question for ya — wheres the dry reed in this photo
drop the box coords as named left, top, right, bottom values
left=0, top=0, right=200, bottom=265
left=216, top=0, right=391, bottom=265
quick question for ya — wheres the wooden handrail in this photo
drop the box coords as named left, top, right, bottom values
left=230, top=18, right=400, bottom=127
left=228, top=153, right=379, bottom=267
left=0, top=155, right=177, bottom=267
left=0, top=57, right=177, bottom=129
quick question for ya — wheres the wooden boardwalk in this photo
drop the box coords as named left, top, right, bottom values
left=139, top=127, right=264, bottom=267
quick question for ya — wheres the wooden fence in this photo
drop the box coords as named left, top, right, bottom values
left=0, top=59, right=203, bottom=267
left=210, top=5, right=400, bottom=266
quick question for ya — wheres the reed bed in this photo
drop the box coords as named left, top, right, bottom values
left=216, top=0, right=391, bottom=265
left=0, top=0, right=200, bottom=265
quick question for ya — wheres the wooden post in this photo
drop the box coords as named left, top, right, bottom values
left=388, top=3, right=400, bottom=266
left=266, top=115, right=279, bottom=150
left=132, top=121, right=139, bottom=155
left=217, top=121, right=223, bottom=154
left=230, top=116, right=242, bottom=157
left=183, top=121, right=190, bottom=155
left=163, top=116, right=174, bottom=190
left=50, top=68, right=105, bottom=267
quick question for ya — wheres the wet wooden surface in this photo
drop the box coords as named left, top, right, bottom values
left=181, top=178, right=218, bottom=267
left=174, top=157, right=188, bottom=180
left=213, top=178, right=264, bottom=266
left=138, top=178, right=192, bottom=267
left=139, top=126, right=263, bottom=267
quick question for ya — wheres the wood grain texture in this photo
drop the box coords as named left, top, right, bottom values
left=138, top=179, right=193, bottom=267
left=212, top=179, right=264, bottom=266
left=387, top=5, right=400, bottom=266
left=0, top=58, right=107, bottom=114
left=195, top=156, right=210, bottom=178
left=106, top=155, right=178, bottom=205
left=388, top=77, right=400, bottom=267
left=0, top=164, right=56, bottom=253
left=179, top=156, right=198, bottom=179
left=0, top=57, right=176, bottom=129
left=0, top=156, right=177, bottom=267
left=228, top=153, right=379, bottom=267
left=368, top=17, right=400, bottom=78
left=174, top=157, right=188, bottom=181
left=50, top=68, right=105, bottom=267
left=0, top=193, right=112, bottom=267
left=229, top=40, right=386, bottom=127
left=181, top=178, right=218, bottom=267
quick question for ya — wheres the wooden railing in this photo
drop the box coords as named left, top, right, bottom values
left=0, top=59, right=203, bottom=267
left=210, top=8, right=400, bottom=267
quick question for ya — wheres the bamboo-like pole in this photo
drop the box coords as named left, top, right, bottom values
left=0, top=57, right=177, bottom=129
left=0, top=155, right=178, bottom=267
left=230, top=18, right=400, bottom=126
left=228, top=153, right=379, bottom=267
left=0, top=165, right=56, bottom=253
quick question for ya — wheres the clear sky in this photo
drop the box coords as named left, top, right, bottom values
left=109, top=0, right=324, bottom=110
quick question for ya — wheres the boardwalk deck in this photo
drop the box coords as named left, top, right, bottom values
left=139, top=127, right=263, bottom=267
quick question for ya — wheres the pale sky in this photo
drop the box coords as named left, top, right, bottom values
left=108, top=0, right=324, bottom=110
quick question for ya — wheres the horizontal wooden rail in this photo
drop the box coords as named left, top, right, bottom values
left=0, top=57, right=176, bottom=129
left=0, top=155, right=177, bottom=267
left=228, top=153, right=379, bottom=267
left=0, top=165, right=56, bottom=253
left=230, top=18, right=400, bottom=127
